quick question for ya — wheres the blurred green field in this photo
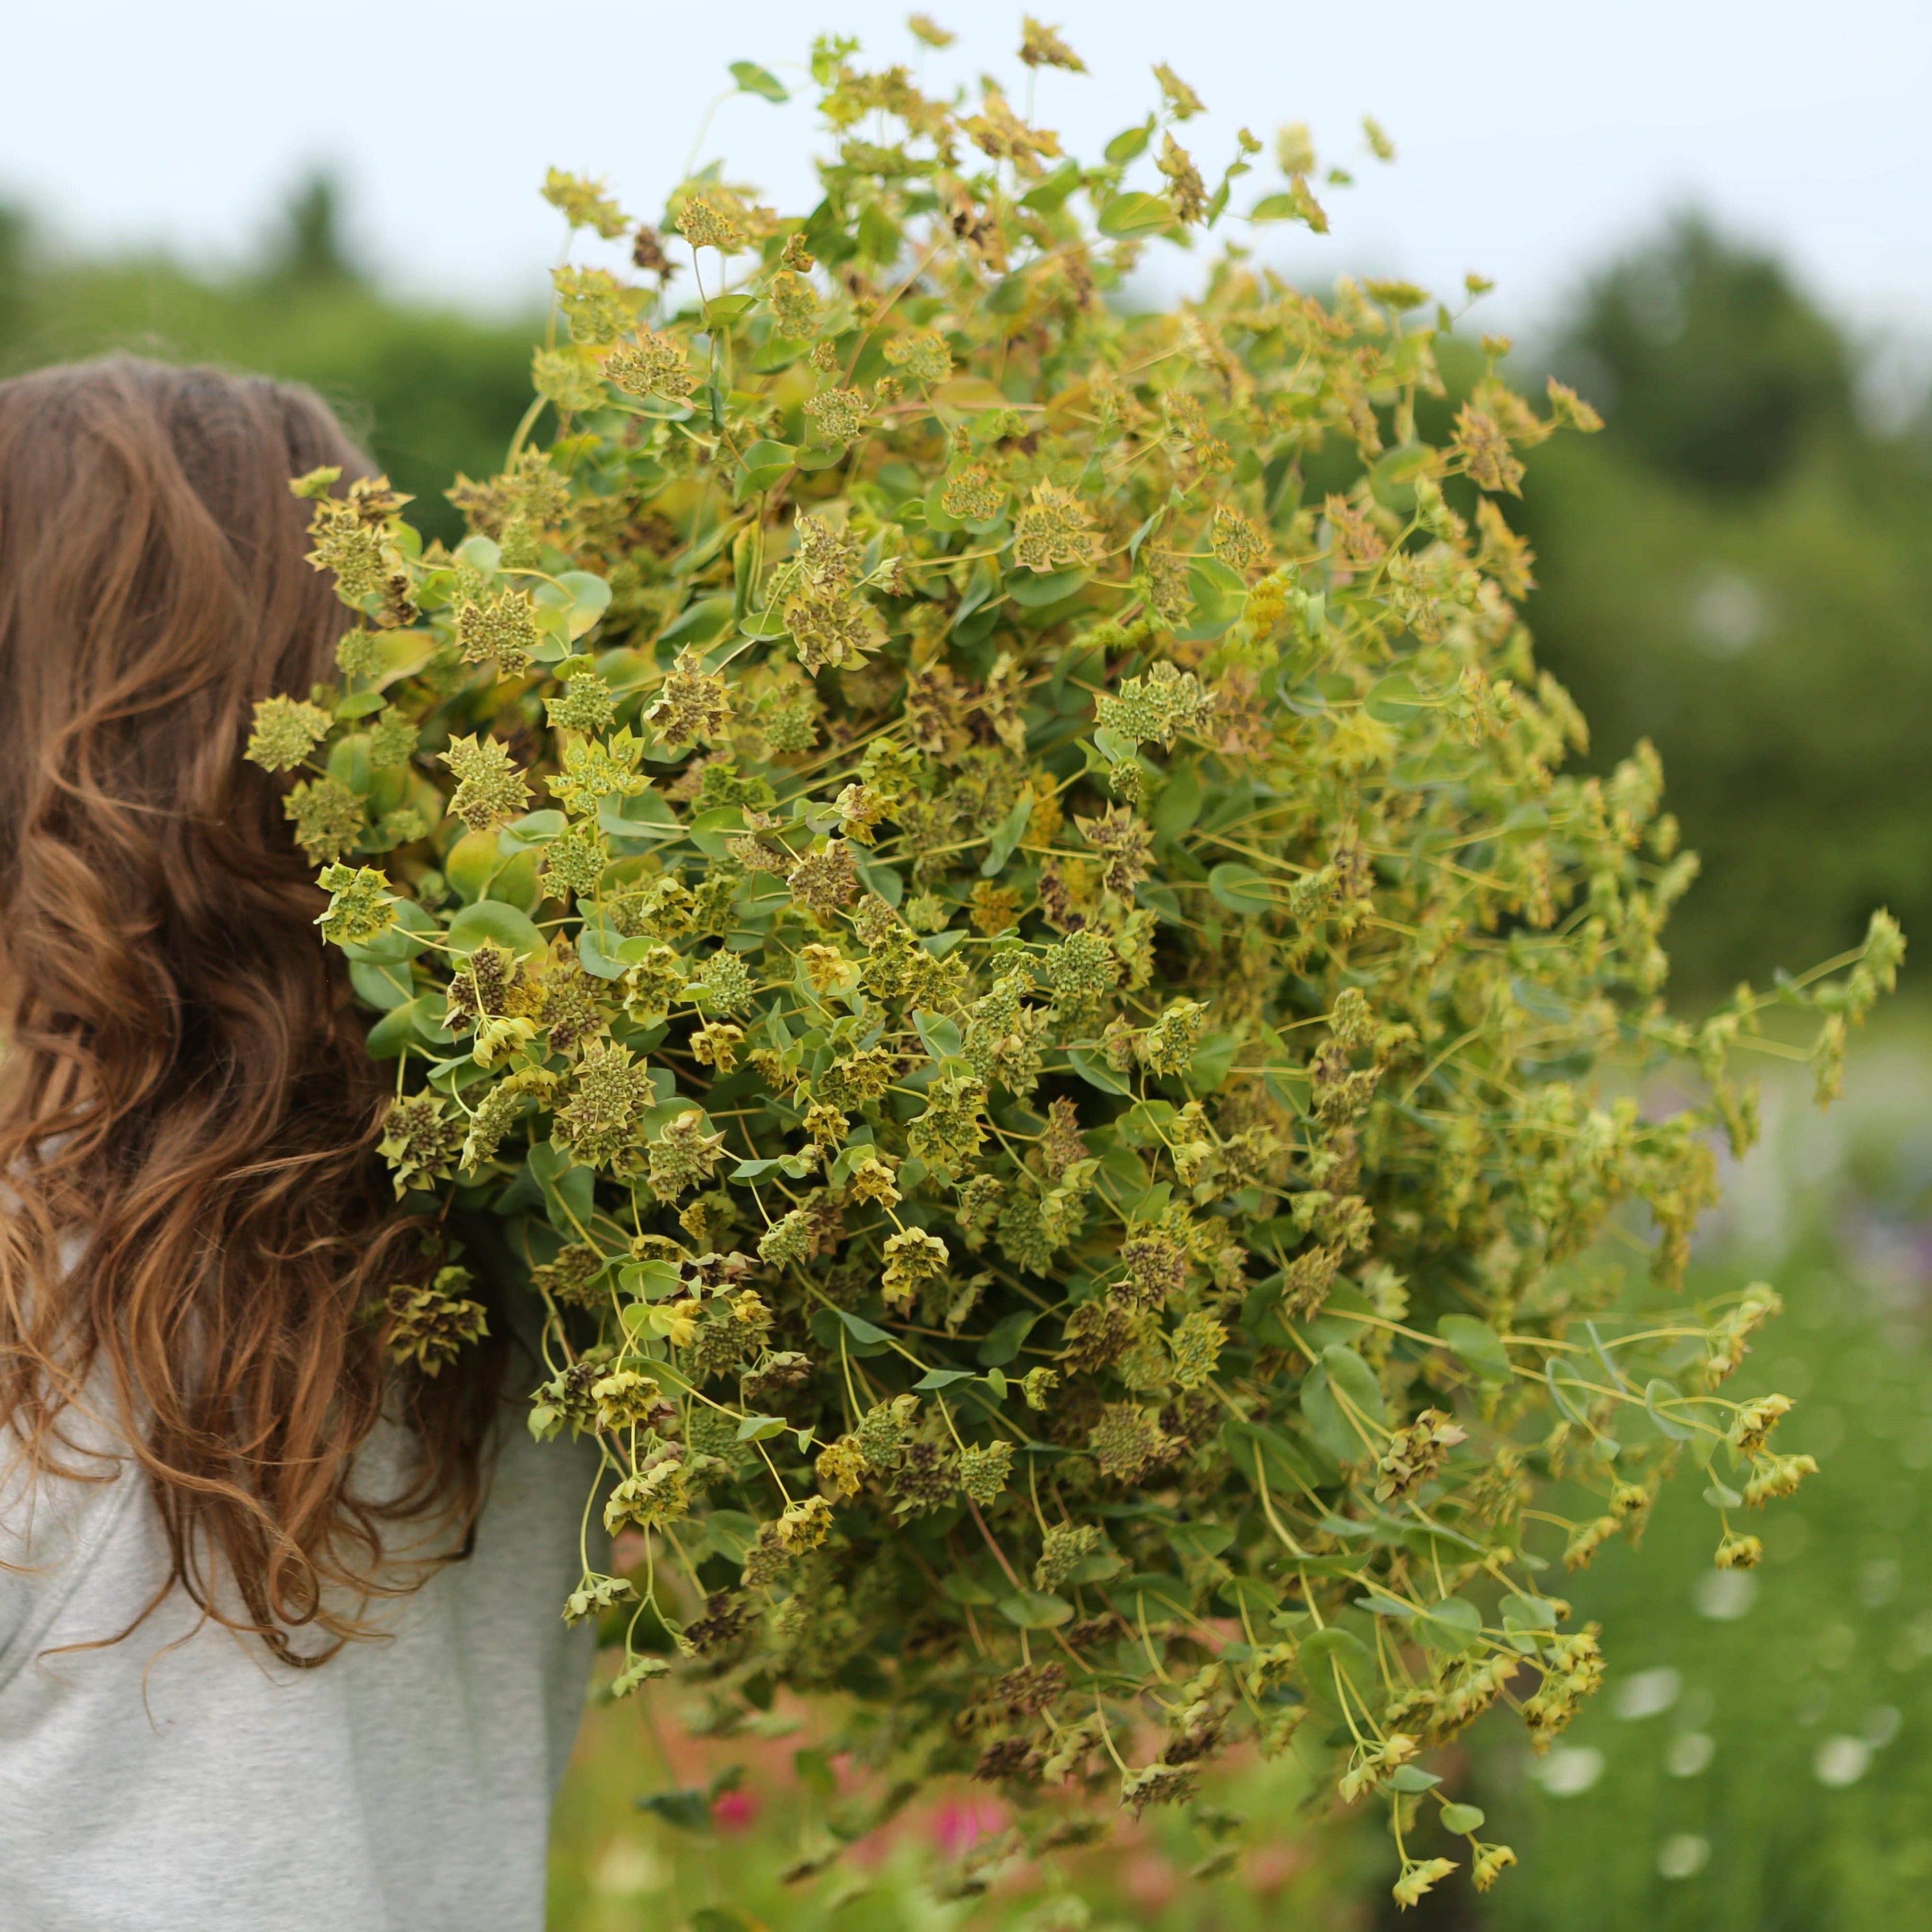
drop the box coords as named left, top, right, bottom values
left=1475, top=1026, right=1932, bottom=1930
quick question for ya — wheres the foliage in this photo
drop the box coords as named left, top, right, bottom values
left=254, top=27, right=1902, bottom=1911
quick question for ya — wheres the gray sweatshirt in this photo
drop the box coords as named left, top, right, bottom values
left=0, top=1389, right=597, bottom=1931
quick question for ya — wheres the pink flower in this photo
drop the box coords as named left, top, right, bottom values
left=710, top=1788, right=758, bottom=1833
left=929, top=1796, right=1006, bottom=1858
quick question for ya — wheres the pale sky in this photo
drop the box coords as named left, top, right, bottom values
left=7, top=0, right=1929, bottom=350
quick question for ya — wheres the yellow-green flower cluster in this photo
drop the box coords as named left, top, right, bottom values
left=246, top=694, right=333, bottom=772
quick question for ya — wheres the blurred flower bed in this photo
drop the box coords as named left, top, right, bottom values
left=547, top=1672, right=1371, bottom=1930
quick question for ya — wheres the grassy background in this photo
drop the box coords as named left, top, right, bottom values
left=1472, top=1030, right=1932, bottom=1930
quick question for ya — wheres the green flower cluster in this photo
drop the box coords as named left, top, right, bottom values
left=257, top=25, right=1904, bottom=1912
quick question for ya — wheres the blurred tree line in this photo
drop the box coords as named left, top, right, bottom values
left=0, top=177, right=535, bottom=546
left=0, top=184, right=1922, bottom=1000
left=1523, top=216, right=1932, bottom=1000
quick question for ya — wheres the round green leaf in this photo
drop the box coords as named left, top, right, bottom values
left=1067, top=1045, right=1132, bottom=1096
left=1439, top=1314, right=1513, bottom=1385
left=619, top=1260, right=685, bottom=1302
left=1187, top=1030, right=1241, bottom=1093
left=704, top=1510, right=756, bottom=1565
left=659, top=596, right=734, bottom=647
left=1151, top=763, right=1203, bottom=837
left=555, top=570, right=613, bottom=639
left=1208, top=863, right=1275, bottom=915
left=807, top=1307, right=890, bottom=1359
left=1009, top=567, right=1089, bottom=607
left=1500, top=1593, right=1562, bottom=1634
left=443, top=829, right=539, bottom=913
left=409, top=1000, right=457, bottom=1048
left=1645, top=1376, right=1696, bottom=1441
left=942, top=1568, right=1001, bottom=1606
left=1321, top=1344, right=1388, bottom=1428
left=1412, top=1595, right=1483, bottom=1655
left=1299, top=1364, right=1354, bottom=1464
left=750, top=337, right=805, bottom=374
left=729, top=59, right=790, bottom=101
left=913, top=1367, right=976, bottom=1391
left=1356, top=1589, right=1415, bottom=1620
left=1546, top=1354, right=1592, bottom=1424
left=1365, top=672, right=1426, bottom=724
left=913, top=1010, right=965, bottom=1059
left=1103, top=1573, right=1195, bottom=1625
left=1218, top=1575, right=1280, bottom=1616
left=1164, top=1520, right=1235, bottom=1562
left=922, top=479, right=965, bottom=532
left=577, top=916, right=628, bottom=981
left=977, top=1310, right=1037, bottom=1366
left=364, top=997, right=424, bottom=1060
left=1190, top=556, right=1247, bottom=599
left=986, top=274, right=1032, bottom=316
left=1299, top=1626, right=1376, bottom=1711
left=852, top=854, right=903, bottom=905
left=497, top=808, right=568, bottom=853
left=997, top=1590, right=1072, bottom=1629
left=1097, top=191, right=1174, bottom=237
left=442, top=828, right=501, bottom=905
left=348, top=957, right=413, bottom=1012
left=445, top=899, right=545, bottom=958
left=737, top=439, right=797, bottom=491
left=1221, top=1417, right=1330, bottom=1494
left=833, top=1308, right=891, bottom=1346
left=1368, top=443, right=1431, bottom=510
left=688, top=806, right=747, bottom=857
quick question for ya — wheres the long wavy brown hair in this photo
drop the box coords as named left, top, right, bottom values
left=0, top=358, right=493, bottom=1658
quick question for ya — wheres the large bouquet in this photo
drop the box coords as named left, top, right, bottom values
left=250, top=23, right=1900, bottom=1906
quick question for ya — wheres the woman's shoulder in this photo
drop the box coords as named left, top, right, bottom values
left=0, top=1409, right=151, bottom=1694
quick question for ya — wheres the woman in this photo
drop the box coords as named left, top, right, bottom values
left=0, top=360, right=593, bottom=1931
